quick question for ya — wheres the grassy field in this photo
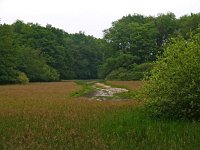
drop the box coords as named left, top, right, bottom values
left=0, top=81, right=199, bottom=149
left=106, top=81, right=143, bottom=91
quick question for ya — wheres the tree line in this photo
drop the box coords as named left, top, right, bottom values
left=0, top=12, right=200, bottom=84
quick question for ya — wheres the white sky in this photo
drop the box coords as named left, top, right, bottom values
left=0, top=0, right=199, bottom=38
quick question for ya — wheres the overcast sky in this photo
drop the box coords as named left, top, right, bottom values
left=0, top=0, right=199, bottom=38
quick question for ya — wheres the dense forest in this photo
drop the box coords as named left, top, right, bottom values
left=1, top=12, right=200, bottom=84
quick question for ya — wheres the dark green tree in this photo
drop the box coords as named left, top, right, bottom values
left=98, top=53, right=139, bottom=78
left=103, top=14, right=159, bottom=63
left=178, top=13, right=200, bottom=38
left=16, top=46, right=59, bottom=82
left=155, top=12, right=178, bottom=47
left=0, top=24, right=24, bottom=84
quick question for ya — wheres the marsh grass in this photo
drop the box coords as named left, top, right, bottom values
left=0, top=81, right=199, bottom=149
left=71, top=80, right=139, bottom=100
left=104, top=81, right=142, bottom=100
left=70, top=80, right=95, bottom=97
left=106, top=81, right=143, bottom=91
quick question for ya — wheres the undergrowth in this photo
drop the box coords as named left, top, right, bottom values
left=70, top=80, right=96, bottom=97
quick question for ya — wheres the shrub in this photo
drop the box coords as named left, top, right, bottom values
left=41, top=66, right=60, bottom=82
left=98, top=53, right=139, bottom=79
left=105, top=63, right=154, bottom=81
left=106, top=68, right=130, bottom=80
left=131, top=72, right=144, bottom=80
left=142, top=33, right=200, bottom=120
left=17, top=46, right=60, bottom=82
left=131, top=63, right=154, bottom=80
left=0, top=70, right=29, bottom=85
left=0, top=69, right=19, bottom=84
left=17, top=72, right=29, bottom=84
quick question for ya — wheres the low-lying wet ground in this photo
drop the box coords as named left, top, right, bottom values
left=87, top=82, right=129, bottom=101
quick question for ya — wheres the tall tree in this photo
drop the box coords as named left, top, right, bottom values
left=103, top=14, right=159, bottom=63
left=178, top=13, right=200, bottom=38
left=155, top=12, right=178, bottom=46
left=0, top=25, right=21, bottom=84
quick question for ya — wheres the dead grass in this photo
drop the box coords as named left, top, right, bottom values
left=107, top=81, right=143, bottom=90
left=0, top=81, right=141, bottom=149
left=0, top=81, right=79, bottom=101
left=0, top=81, right=198, bottom=150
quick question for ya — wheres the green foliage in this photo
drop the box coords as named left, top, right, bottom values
left=16, top=46, right=59, bottom=82
left=16, top=72, right=29, bottom=84
left=103, top=14, right=160, bottom=63
left=178, top=13, right=200, bottom=39
left=100, top=107, right=200, bottom=149
left=142, top=32, right=200, bottom=120
left=0, top=24, right=21, bottom=84
left=1, top=12, right=200, bottom=83
left=0, top=69, right=21, bottom=84
left=0, top=21, right=108, bottom=83
left=11, top=22, right=105, bottom=80
left=106, top=68, right=132, bottom=80
left=105, top=63, right=153, bottom=81
left=98, top=53, right=139, bottom=79
left=156, top=12, right=178, bottom=46
left=101, top=13, right=200, bottom=81
left=71, top=80, right=95, bottom=97
left=66, top=33, right=104, bottom=79
left=131, top=63, right=154, bottom=80
left=101, top=13, right=177, bottom=80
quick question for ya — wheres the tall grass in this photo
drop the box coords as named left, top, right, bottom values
left=0, top=81, right=199, bottom=149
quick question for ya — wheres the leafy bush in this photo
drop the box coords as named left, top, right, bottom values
left=131, top=72, right=144, bottom=80
left=98, top=53, right=139, bottom=79
left=105, top=63, right=153, bottom=81
left=106, top=68, right=132, bottom=80
left=133, top=63, right=153, bottom=72
left=17, top=72, right=29, bottom=84
left=142, top=33, right=200, bottom=120
left=40, top=66, right=60, bottom=82
left=0, top=68, right=18, bottom=84
left=0, top=70, right=29, bottom=84
left=131, top=63, right=154, bottom=80
left=17, top=46, right=60, bottom=82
